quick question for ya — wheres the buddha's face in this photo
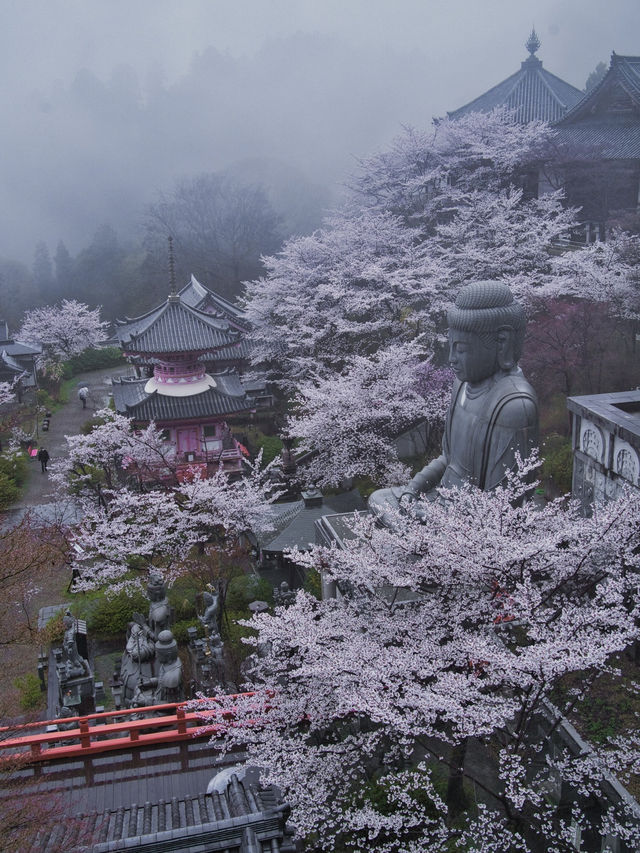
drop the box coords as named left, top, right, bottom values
left=448, top=329, right=499, bottom=385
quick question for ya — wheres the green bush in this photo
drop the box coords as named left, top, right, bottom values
left=0, top=452, right=28, bottom=486
left=14, top=673, right=44, bottom=711
left=222, top=609, right=256, bottom=664
left=225, top=575, right=273, bottom=612
left=63, top=347, right=125, bottom=378
left=256, top=435, right=283, bottom=466
left=303, top=568, right=322, bottom=600
left=36, top=389, right=57, bottom=412
left=167, top=576, right=200, bottom=620
left=85, top=587, right=149, bottom=639
left=172, top=618, right=202, bottom=645
left=541, top=434, right=573, bottom=495
left=80, top=416, right=108, bottom=435
left=39, top=609, right=66, bottom=646
left=0, top=470, right=19, bottom=510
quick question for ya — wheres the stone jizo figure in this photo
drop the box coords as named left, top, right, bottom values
left=147, top=573, right=172, bottom=637
left=369, top=281, right=538, bottom=525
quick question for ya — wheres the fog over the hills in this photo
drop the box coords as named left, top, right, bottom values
left=2, top=0, right=639, bottom=265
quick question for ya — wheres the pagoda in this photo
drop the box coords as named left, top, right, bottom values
left=448, top=30, right=583, bottom=124
left=112, top=243, right=252, bottom=477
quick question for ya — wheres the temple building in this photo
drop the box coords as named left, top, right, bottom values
left=555, top=53, right=640, bottom=236
left=448, top=33, right=640, bottom=240
left=448, top=30, right=583, bottom=124
left=0, top=319, right=40, bottom=400
left=112, top=278, right=253, bottom=477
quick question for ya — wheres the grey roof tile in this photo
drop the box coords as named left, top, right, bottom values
left=179, top=275, right=250, bottom=330
left=554, top=54, right=640, bottom=159
left=260, top=490, right=366, bottom=552
left=449, top=55, right=582, bottom=123
left=117, top=300, right=240, bottom=355
left=111, top=377, right=251, bottom=421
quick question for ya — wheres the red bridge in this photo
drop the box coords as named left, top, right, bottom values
left=0, top=695, right=254, bottom=764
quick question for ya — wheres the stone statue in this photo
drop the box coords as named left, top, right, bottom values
left=369, top=281, right=538, bottom=524
left=274, top=581, right=296, bottom=607
left=125, top=617, right=156, bottom=662
left=60, top=611, right=90, bottom=679
left=147, top=573, right=172, bottom=637
left=199, top=589, right=219, bottom=635
left=131, top=630, right=184, bottom=707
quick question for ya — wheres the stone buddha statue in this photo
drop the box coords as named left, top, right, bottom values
left=131, top=629, right=184, bottom=707
left=369, top=281, right=538, bottom=524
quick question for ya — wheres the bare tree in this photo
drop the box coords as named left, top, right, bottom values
left=145, top=173, right=282, bottom=300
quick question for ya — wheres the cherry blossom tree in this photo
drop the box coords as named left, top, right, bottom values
left=244, top=110, right=578, bottom=389
left=70, top=465, right=277, bottom=592
left=49, top=407, right=277, bottom=591
left=50, top=408, right=177, bottom=499
left=243, top=110, right=588, bottom=486
left=198, top=463, right=640, bottom=851
left=288, top=345, right=451, bottom=488
left=550, top=228, right=640, bottom=322
left=244, top=209, right=432, bottom=388
left=18, top=299, right=108, bottom=369
left=0, top=382, right=15, bottom=407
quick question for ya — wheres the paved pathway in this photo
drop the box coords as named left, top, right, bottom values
left=5, top=365, right=127, bottom=523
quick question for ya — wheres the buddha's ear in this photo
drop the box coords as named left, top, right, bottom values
left=496, top=326, right=516, bottom=370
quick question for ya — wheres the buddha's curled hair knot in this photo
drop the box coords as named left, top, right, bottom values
left=448, top=280, right=526, bottom=359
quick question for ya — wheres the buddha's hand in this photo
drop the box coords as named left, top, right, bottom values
left=398, top=488, right=419, bottom=507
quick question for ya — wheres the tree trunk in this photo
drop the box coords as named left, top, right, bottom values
left=446, top=737, right=469, bottom=823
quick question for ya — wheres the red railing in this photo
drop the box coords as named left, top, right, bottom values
left=0, top=694, right=255, bottom=764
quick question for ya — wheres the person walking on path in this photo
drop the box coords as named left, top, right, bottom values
left=37, top=447, right=50, bottom=473
left=78, top=387, right=89, bottom=409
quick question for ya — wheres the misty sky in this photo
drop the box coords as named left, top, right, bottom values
left=2, top=0, right=639, bottom=264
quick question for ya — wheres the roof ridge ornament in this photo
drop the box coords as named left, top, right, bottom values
left=525, top=28, right=541, bottom=57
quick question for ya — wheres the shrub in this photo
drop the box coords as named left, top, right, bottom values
left=256, top=435, right=283, bottom=466
left=80, top=416, right=107, bottom=436
left=167, top=576, right=200, bottom=620
left=303, top=568, right=322, bottom=600
left=39, top=609, right=66, bottom=646
left=35, top=389, right=56, bottom=412
left=225, top=575, right=273, bottom=612
left=0, top=452, right=28, bottom=486
left=223, top=609, right=257, bottom=683
left=86, top=587, right=148, bottom=639
left=14, top=673, right=44, bottom=711
left=541, top=434, right=573, bottom=495
left=62, top=347, right=125, bottom=378
left=0, top=471, right=19, bottom=510
left=172, top=618, right=202, bottom=645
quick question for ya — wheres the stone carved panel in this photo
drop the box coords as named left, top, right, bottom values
left=580, top=420, right=605, bottom=464
left=613, top=437, right=640, bottom=485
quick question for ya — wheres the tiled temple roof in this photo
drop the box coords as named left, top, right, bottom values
left=31, top=775, right=292, bottom=853
left=555, top=54, right=640, bottom=158
left=116, top=299, right=241, bottom=356
left=448, top=30, right=582, bottom=124
left=112, top=373, right=251, bottom=422
left=179, top=275, right=250, bottom=330
left=260, top=489, right=367, bottom=554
